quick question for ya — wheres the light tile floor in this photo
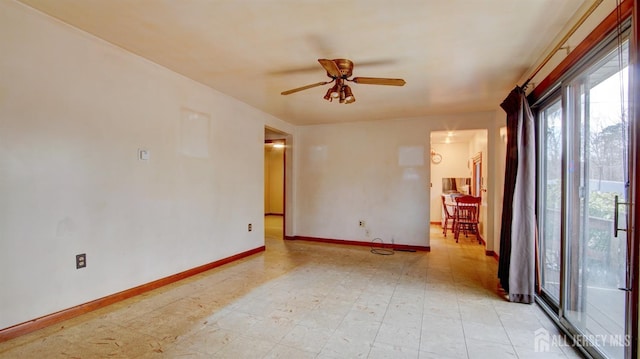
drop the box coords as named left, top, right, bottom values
left=0, top=219, right=583, bottom=358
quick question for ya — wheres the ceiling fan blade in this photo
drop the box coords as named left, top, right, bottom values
left=352, top=77, right=406, bottom=86
left=281, top=81, right=330, bottom=95
left=355, top=58, right=398, bottom=67
left=318, top=59, right=343, bottom=78
left=270, top=58, right=396, bottom=76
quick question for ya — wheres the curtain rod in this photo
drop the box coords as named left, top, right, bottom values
left=521, top=0, right=603, bottom=90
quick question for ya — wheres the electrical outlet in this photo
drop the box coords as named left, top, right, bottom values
left=76, top=253, right=86, bottom=269
left=248, top=223, right=252, bottom=232
left=359, top=220, right=365, bottom=227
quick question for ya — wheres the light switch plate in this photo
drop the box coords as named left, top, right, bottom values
left=138, top=148, right=150, bottom=161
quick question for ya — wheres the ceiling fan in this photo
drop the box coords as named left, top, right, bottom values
left=280, top=59, right=406, bottom=104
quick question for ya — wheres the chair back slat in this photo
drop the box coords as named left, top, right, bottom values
left=454, top=195, right=481, bottom=223
left=452, top=195, right=481, bottom=243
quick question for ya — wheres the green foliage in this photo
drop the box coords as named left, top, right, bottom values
left=588, top=191, right=616, bottom=219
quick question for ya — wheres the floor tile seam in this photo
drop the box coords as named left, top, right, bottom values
left=70, top=316, right=154, bottom=339
left=173, top=330, right=241, bottom=357
left=312, top=283, right=364, bottom=355
left=225, top=327, right=291, bottom=345
left=242, top=324, right=298, bottom=344
left=492, top=300, right=524, bottom=356
left=267, top=341, right=320, bottom=357
left=100, top=315, right=147, bottom=334
left=53, top=339, right=127, bottom=358
left=226, top=308, right=271, bottom=324
left=454, top=288, right=481, bottom=359
left=369, top=280, right=398, bottom=355
left=416, top=281, right=427, bottom=355
left=0, top=337, right=68, bottom=356
left=109, top=295, right=191, bottom=324
left=458, top=313, right=472, bottom=359
left=512, top=344, right=569, bottom=358
left=312, top=302, right=353, bottom=356
left=136, top=325, right=213, bottom=349
left=370, top=336, right=421, bottom=353
left=462, top=331, right=514, bottom=347
left=63, top=329, right=161, bottom=354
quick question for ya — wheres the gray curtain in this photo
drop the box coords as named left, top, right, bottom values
left=498, top=86, right=536, bottom=304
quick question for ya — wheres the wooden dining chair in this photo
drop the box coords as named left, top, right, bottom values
left=453, top=195, right=482, bottom=243
left=441, top=195, right=456, bottom=237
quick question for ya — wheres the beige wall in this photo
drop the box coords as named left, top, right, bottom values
left=0, top=1, right=294, bottom=330
left=264, top=146, right=284, bottom=214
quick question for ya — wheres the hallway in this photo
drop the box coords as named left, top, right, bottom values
left=0, top=225, right=581, bottom=358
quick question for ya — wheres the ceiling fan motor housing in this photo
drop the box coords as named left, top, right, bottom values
left=330, top=59, right=353, bottom=78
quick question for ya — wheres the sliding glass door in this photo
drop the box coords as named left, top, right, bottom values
left=537, top=35, right=632, bottom=359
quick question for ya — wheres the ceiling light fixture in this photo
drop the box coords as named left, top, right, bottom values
left=323, top=81, right=356, bottom=105
left=343, top=85, right=355, bottom=104
left=339, top=86, right=346, bottom=103
left=324, top=80, right=344, bottom=103
left=323, top=87, right=333, bottom=101
left=330, top=80, right=342, bottom=99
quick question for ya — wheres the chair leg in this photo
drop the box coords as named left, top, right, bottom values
left=452, top=219, right=456, bottom=239
left=475, top=224, right=481, bottom=244
left=443, top=218, right=447, bottom=237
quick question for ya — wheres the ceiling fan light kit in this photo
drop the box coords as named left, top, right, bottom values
left=281, top=58, right=405, bottom=104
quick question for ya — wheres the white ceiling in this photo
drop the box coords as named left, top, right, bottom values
left=431, top=129, right=485, bottom=145
left=19, top=0, right=588, bottom=126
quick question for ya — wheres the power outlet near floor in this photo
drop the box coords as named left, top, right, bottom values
left=248, top=223, right=252, bottom=232
left=76, top=253, right=86, bottom=269
left=359, top=220, right=365, bottom=227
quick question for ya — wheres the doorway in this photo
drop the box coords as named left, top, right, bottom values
left=264, top=127, right=287, bottom=240
left=430, top=129, right=488, bottom=242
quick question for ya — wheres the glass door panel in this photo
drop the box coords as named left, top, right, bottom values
left=564, top=41, right=629, bottom=359
left=539, top=98, right=563, bottom=303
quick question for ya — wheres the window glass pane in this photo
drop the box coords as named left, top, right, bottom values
left=540, top=99, right=562, bottom=302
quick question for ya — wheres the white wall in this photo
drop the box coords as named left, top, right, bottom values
left=0, top=1, right=293, bottom=330
left=493, top=116, right=508, bottom=255
left=294, top=113, right=501, bottom=248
